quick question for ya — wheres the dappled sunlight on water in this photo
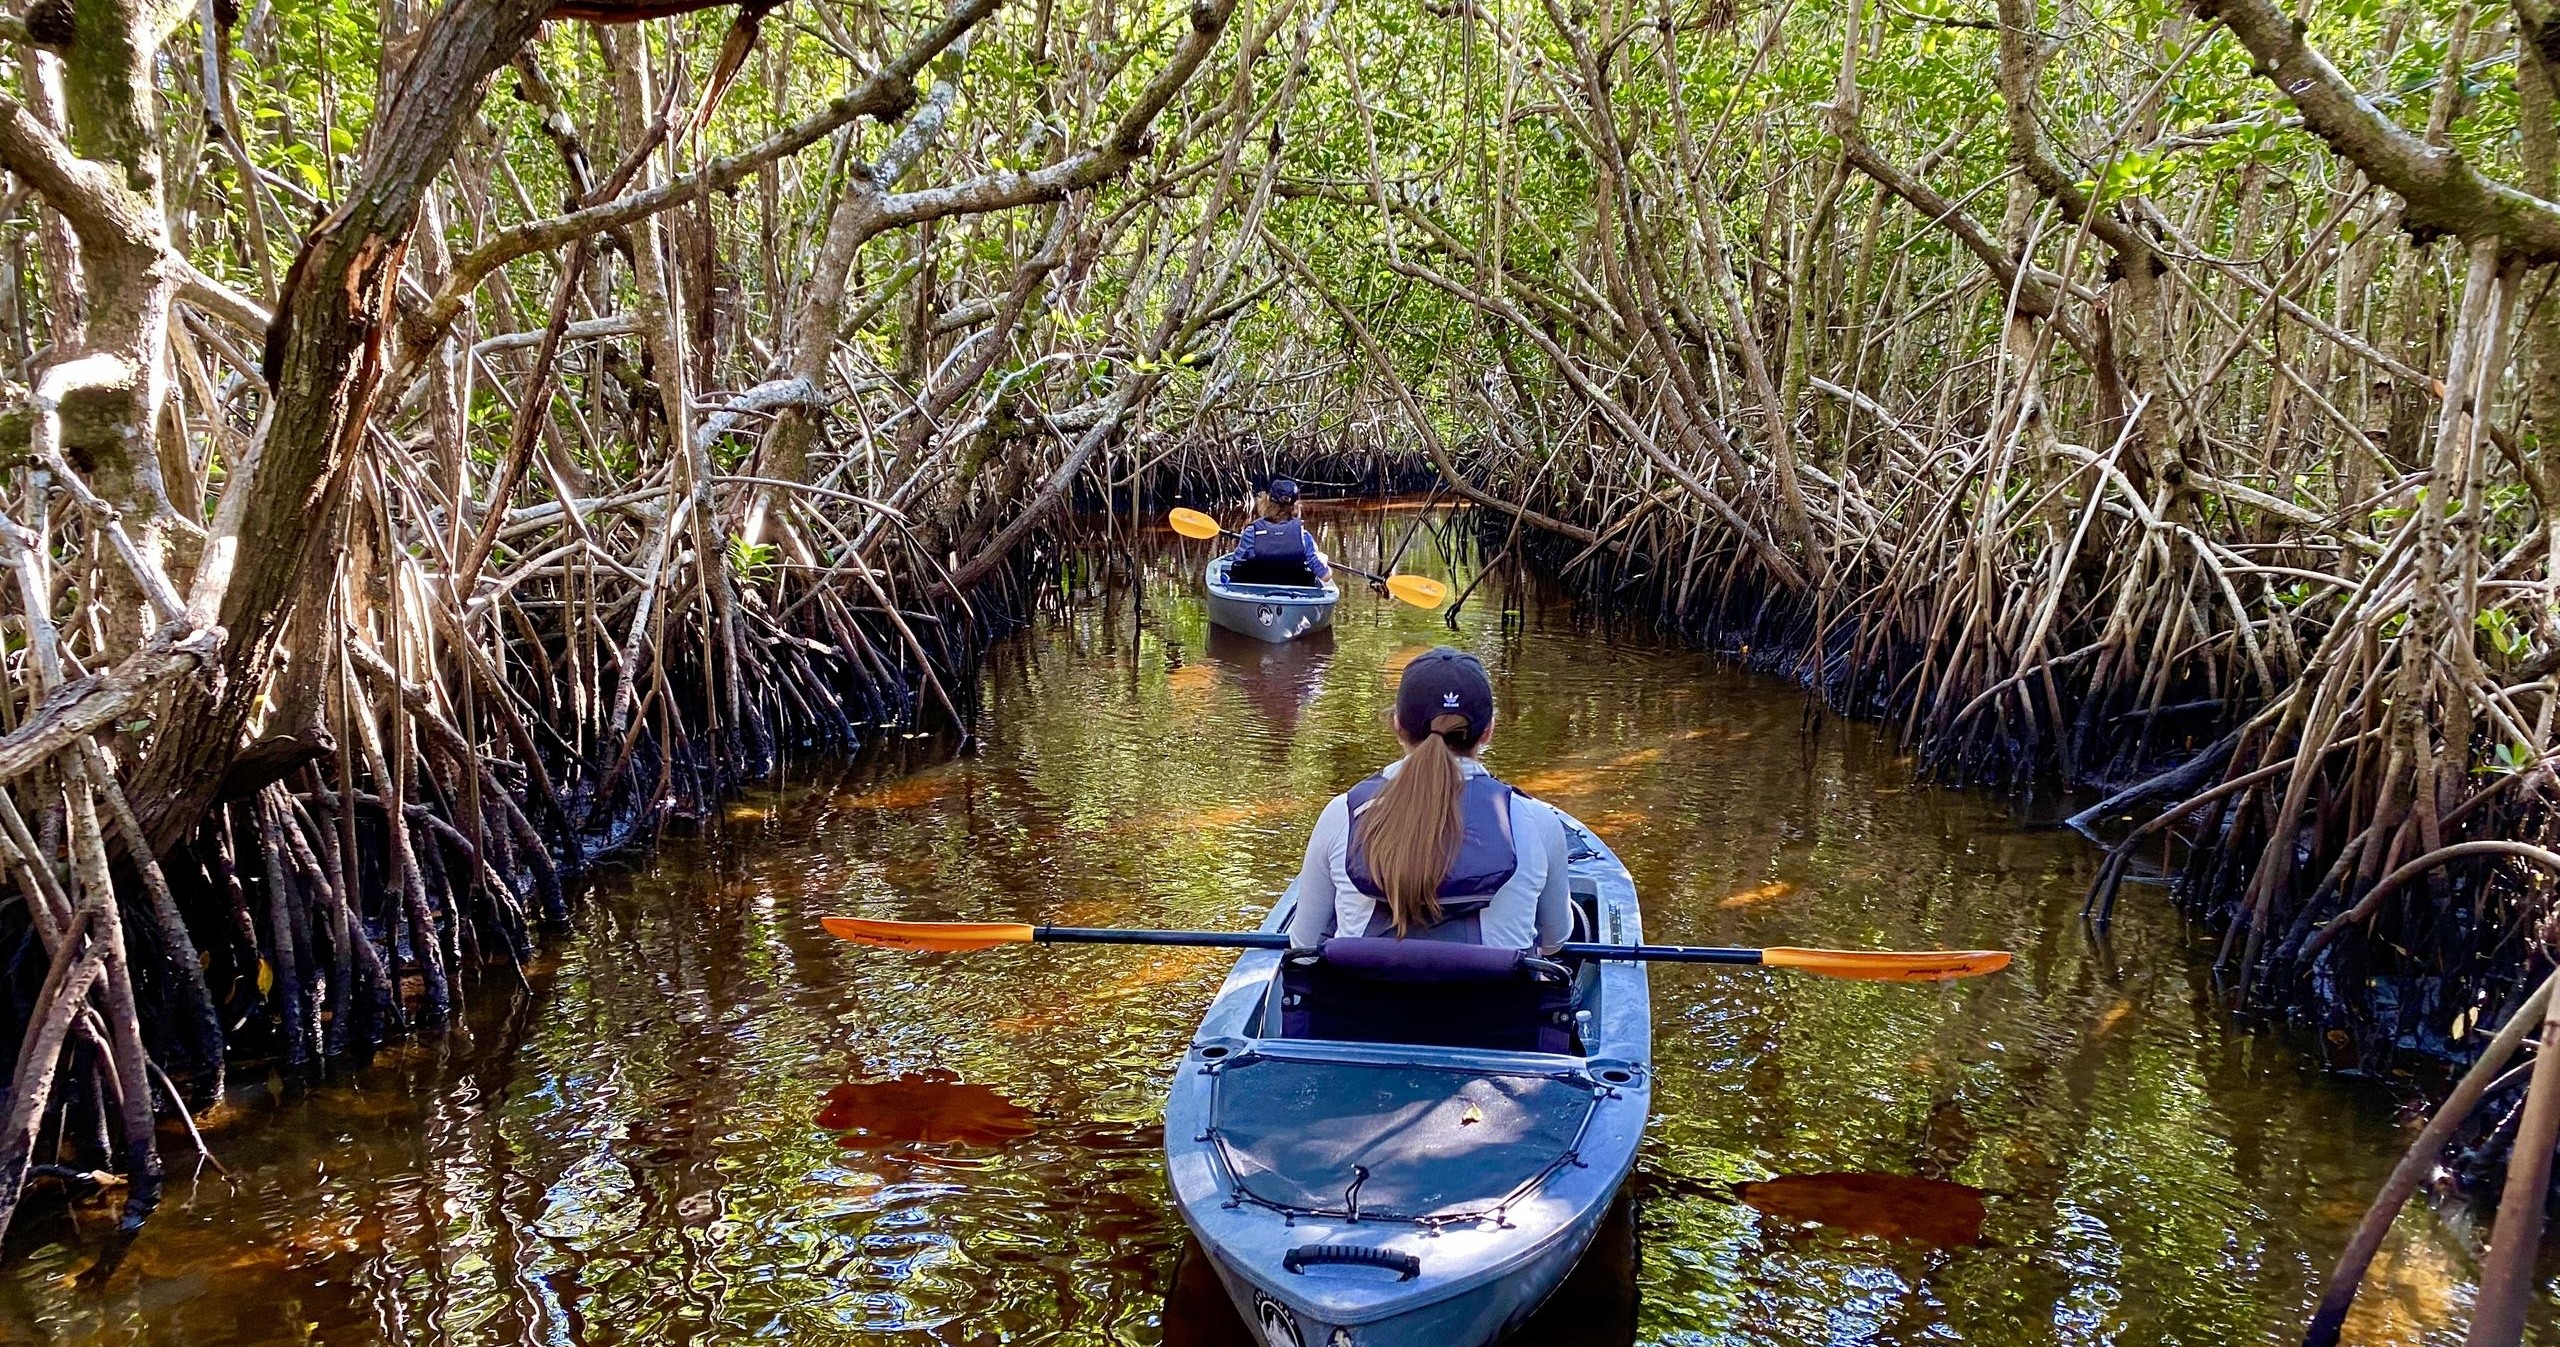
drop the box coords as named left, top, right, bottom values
left=0, top=503, right=2543, bottom=1345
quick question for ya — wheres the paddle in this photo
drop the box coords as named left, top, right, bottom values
left=820, top=917, right=2012, bottom=983
left=1166, top=507, right=1451, bottom=610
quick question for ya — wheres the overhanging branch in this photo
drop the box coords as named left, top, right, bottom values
left=2199, top=0, right=2560, bottom=261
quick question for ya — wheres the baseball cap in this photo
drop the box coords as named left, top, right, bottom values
left=1394, top=646, right=1493, bottom=746
left=1267, top=477, right=1301, bottom=503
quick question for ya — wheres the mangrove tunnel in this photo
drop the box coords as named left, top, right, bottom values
left=2, top=0, right=2560, bottom=1336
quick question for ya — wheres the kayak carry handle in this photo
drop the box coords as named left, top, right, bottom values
left=1282, top=1244, right=1421, bottom=1281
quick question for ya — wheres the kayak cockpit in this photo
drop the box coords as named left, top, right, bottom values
left=1278, top=938, right=1579, bottom=1055
left=1245, top=879, right=1614, bottom=1057
left=1206, top=554, right=1339, bottom=602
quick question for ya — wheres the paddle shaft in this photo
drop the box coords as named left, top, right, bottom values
left=1033, top=925, right=1774, bottom=964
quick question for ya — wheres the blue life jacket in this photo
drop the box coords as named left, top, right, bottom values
left=1236, top=517, right=1311, bottom=560
left=1229, top=519, right=1321, bottom=584
left=1343, top=771, right=1519, bottom=942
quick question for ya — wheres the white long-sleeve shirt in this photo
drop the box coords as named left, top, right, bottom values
left=1285, top=757, right=1574, bottom=952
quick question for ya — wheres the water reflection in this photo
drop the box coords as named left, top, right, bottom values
left=1195, top=626, right=1334, bottom=740
left=0, top=503, right=2545, bottom=1345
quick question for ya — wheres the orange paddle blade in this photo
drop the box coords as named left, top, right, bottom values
left=1383, top=574, right=1450, bottom=609
left=821, top=916, right=1037, bottom=952
left=1762, top=947, right=2012, bottom=982
left=1167, top=508, right=1224, bottom=540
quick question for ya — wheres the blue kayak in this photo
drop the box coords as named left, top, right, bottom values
left=1204, top=555, right=1339, bottom=643
left=1163, top=813, right=1651, bottom=1346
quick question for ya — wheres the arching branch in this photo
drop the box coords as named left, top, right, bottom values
left=2200, top=0, right=2560, bottom=260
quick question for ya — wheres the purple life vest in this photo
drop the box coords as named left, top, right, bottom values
left=1343, top=771, right=1519, bottom=942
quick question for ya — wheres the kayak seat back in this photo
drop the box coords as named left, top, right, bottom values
left=1225, top=555, right=1323, bottom=587
left=1278, top=938, right=1575, bottom=1054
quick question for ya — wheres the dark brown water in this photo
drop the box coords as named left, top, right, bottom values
left=0, top=505, right=2539, bottom=1344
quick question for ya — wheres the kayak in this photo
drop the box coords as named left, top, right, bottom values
left=1204, top=555, right=1339, bottom=643
left=1163, top=811, right=1650, bottom=1346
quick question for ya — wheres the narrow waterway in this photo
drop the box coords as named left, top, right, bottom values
left=0, top=505, right=2535, bottom=1345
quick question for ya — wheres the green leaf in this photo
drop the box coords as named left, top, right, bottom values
left=725, top=534, right=779, bottom=584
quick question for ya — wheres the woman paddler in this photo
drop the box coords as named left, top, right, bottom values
left=1222, top=477, right=1332, bottom=586
left=1286, top=647, right=1573, bottom=951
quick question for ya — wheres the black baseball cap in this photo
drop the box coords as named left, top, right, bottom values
left=1395, top=646, right=1494, bottom=745
left=1267, top=477, right=1301, bottom=503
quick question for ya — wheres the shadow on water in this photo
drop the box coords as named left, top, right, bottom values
left=1629, top=1168, right=1989, bottom=1252
left=812, top=1071, right=1040, bottom=1148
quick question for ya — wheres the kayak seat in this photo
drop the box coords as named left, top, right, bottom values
left=1225, top=555, right=1322, bottom=587
left=1278, top=938, right=1575, bottom=1054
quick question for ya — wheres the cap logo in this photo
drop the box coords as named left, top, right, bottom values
left=1442, top=692, right=1462, bottom=708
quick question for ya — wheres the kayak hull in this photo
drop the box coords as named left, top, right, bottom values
left=1192, top=1220, right=1599, bottom=1347
left=1163, top=812, right=1650, bottom=1347
left=1204, top=557, right=1339, bottom=643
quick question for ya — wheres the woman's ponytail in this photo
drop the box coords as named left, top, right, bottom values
left=1355, top=712, right=1473, bottom=935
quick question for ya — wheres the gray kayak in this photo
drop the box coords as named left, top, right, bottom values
left=1163, top=813, right=1651, bottom=1346
left=1204, top=555, right=1339, bottom=643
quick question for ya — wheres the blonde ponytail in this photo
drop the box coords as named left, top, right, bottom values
left=1355, top=713, right=1474, bottom=935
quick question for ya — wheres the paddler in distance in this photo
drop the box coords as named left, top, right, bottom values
left=1221, top=477, right=1332, bottom=586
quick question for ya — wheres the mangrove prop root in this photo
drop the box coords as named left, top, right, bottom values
left=0, top=0, right=1256, bottom=1250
